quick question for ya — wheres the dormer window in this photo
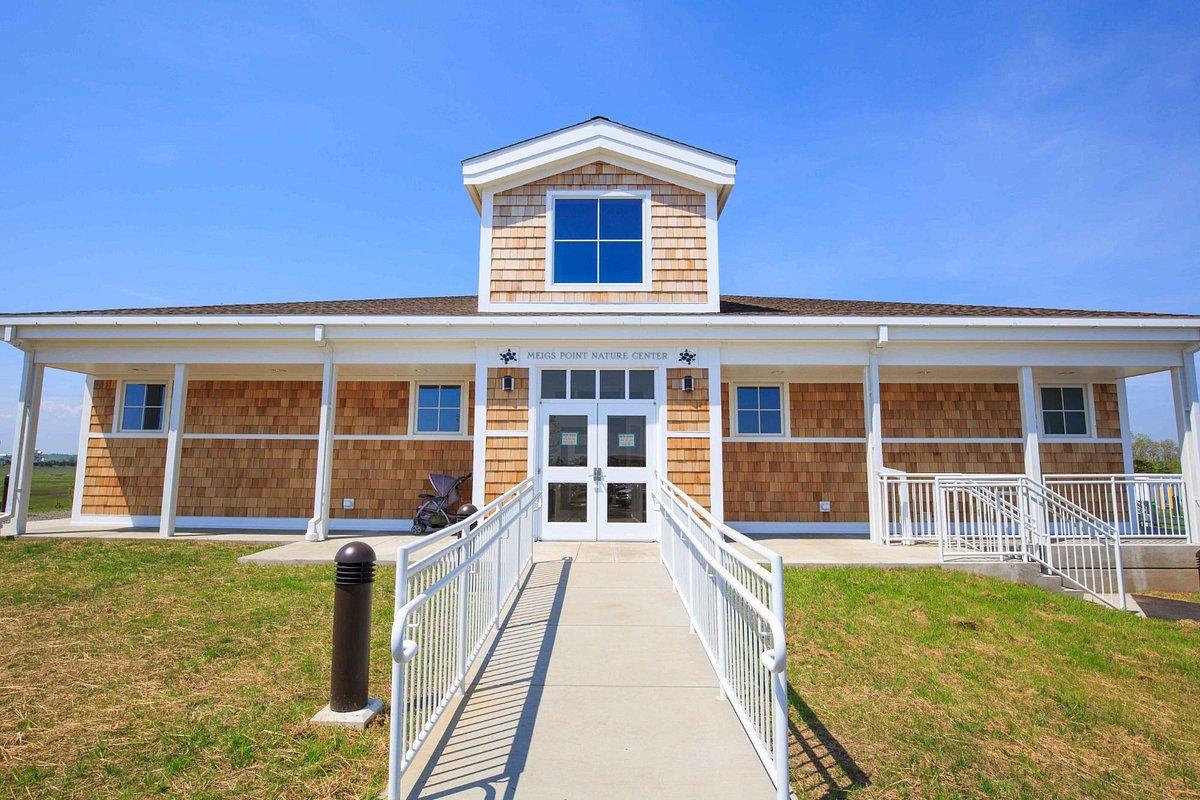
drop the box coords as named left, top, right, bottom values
left=548, top=191, right=649, bottom=287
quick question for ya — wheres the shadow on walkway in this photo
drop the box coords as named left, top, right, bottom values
left=787, top=683, right=870, bottom=800
left=402, top=558, right=572, bottom=800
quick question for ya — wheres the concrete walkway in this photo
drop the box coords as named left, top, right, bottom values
left=395, top=542, right=776, bottom=800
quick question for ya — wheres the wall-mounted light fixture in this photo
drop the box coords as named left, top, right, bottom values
left=502, top=374, right=515, bottom=392
left=681, top=375, right=694, bottom=392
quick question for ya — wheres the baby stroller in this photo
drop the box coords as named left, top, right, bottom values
left=411, top=473, right=472, bottom=535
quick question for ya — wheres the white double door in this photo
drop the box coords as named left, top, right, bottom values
left=541, top=401, right=656, bottom=541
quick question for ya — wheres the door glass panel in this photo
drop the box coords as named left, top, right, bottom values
left=607, top=415, right=646, bottom=467
left=570, top=369, right=596, bottom=399
left=548, top=483, right=588, bottom=522
left=541, top=369, right=567, bottom=399
left=628, top=370, right=655, bottom=399
left=548, top=415, right=589, bottom=466
left=607, top=483, right=646, bottom=523
left=599, top=370, right=625, bottom=399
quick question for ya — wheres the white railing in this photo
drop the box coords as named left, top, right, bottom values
left=919, top=474, right=1127, bottom=610
left=656, top=478, right=790, bottom=800
left=387, top=479, right=539, bottom=799
left=880, top=471, right=938, bottom=543
left=1045, top=474, right=1189, bottom=540
left=934, top=475, right=1033, bottom=560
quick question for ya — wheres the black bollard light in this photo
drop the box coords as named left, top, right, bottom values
left=330, top=541, right=376, bottom=713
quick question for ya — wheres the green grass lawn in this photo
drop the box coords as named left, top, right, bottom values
left=784, top=568, right=1200, bottom=799
left=0, top=464, right=76, bottom=515
left=1, top=541, right=1198, bottom=799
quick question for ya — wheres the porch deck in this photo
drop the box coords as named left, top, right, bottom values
left=19, top=519, right=940, bottom=567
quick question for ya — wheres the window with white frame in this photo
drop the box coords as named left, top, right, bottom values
left=550, top=195, right=646, bottom=285
left=415, top=384, right=464, bottom=434
left=119, top=382, right=167, bottom=432
left=1040, top=386, right=1089, bottom=436
left=734, top=385, right=784, bottom=436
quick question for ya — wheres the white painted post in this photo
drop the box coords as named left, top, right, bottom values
left=1172, top=352, right=1200, bottom=544
left=70, top=377, right=94, bottom=522
left=307, top=361, right=338, bottom=542
left=1115, top=379, right=1138, bottom=534
left=471, top=353, right=489, bottom=510
left=707, top=351, right=726, bottom=523
left=159, top=364, right=189, bottom=538
left=1018, top=367, right=1042, bottom=483
left=863, top=356, right=884, bottom=543
left=3, top=351, right=44, bottom=536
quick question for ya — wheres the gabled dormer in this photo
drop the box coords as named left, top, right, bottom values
left=463, top=118, right=736, bottom=313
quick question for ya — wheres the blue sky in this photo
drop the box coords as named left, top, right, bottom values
left=2, top=1, right=1198, bottom=453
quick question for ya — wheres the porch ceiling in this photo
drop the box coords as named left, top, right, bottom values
left=720, top=364, right=1164, bottom=382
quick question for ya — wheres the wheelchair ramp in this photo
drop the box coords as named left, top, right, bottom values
left=397, top=542, right=776, bottom=800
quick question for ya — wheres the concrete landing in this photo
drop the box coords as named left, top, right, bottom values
left=394, top=545, right=776, bottom=800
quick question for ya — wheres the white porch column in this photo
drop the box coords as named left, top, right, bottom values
left=3, top=350, right=45, bottom=536
left=1171, top=349, right=1200, bottom=544
left=471, top=353, right=489, bottom=509
left=306, top=361, right=339, bottom=542
left=707, top=352, right=725, bottom=522
left=1017, top=367, right=1042, bottom=483
left=863, top=354, right=884, bottom=543
left=159, top=364, right=189, bottom=538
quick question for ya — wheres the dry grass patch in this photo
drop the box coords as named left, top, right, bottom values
left=784, top=567, right=1200, bottom=800
left=0, top=539, right=395, bottom=799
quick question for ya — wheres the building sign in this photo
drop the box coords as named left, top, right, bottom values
left=524, top=349, right=675, bottom=362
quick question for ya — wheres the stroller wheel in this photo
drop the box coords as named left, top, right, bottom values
left=410, top=521, right=427, bottom=535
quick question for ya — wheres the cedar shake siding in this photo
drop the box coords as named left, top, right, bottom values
left=490, top=162, right=707, bottom=304
left=724, top=442, right=868, bottom=523
left=881, top=383, right=1022, bottom=439
left=331, top=439, right=473, bottom=518
left=81, top=378, right=474, bottom=520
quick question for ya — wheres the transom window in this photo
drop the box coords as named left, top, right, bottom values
left=119, top=382, right=167, bottom=432
left=1040, top=386, right=1089, bottom=436
left=735, top=386, right=784, bottom=436
left=551, top=196, right=645, bottom=285
left=541, top=369, right=655, bottom=400
left=415, top=384, right=464, bottom=434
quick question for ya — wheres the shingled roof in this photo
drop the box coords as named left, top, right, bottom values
left=3, top=294, right=1195, bottom=319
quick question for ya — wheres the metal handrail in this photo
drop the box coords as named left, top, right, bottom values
left=656, top=476, right=790, bottom=800
left=386, top=478, right=539, bottom=799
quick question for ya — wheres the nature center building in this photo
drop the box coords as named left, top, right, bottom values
left=3, top=118, right=1199, bottom=546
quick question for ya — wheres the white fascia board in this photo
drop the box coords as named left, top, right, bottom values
left=462, top=119, right=736, bottom=197
left=878, top=341, right=1188, bottom=369
left=2, top=313, right=1196, bottom=331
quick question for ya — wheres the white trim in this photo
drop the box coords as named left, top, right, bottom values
left=71, top=376, right=93, bottom=521
left=307, top=361, right=338, bottom=541
left=461, top=119, right=736, bottom=210
left=544, top=190, right=652, bottom=291
left=669, top=431, right=713, bottom=439
left=477, top=190, right=494, bottom=311
left=707, top=355, right=725, bottom=520
left=471, top=355, right=488, bottom=507
left=704, top=190, right=720, bottom=312
left=113, top=378, right=171, bottom=435
left=409, top=380, right=469, bottom=436
left=479, top=430, right=529, bottom=438
left=86, top=431, right=479, bottom=442
left=1116, top=379, right=1135, bottom=474
left=1035, top=381, right=1096, bottom=439
left=725, top=436, right=867, bottom=444
left=1018, top=367, right=1043, bottom=485
left=729, top=382, right=788, bottom=437
left=71, top=514, right=415, bottom=532
left=180, top=432, right=320, bottom=441
left=159, top=364, right=189, bottom=537
left=883, top=437, right=1024, bottom=444
left=726, top=521, right=870, bottom=536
